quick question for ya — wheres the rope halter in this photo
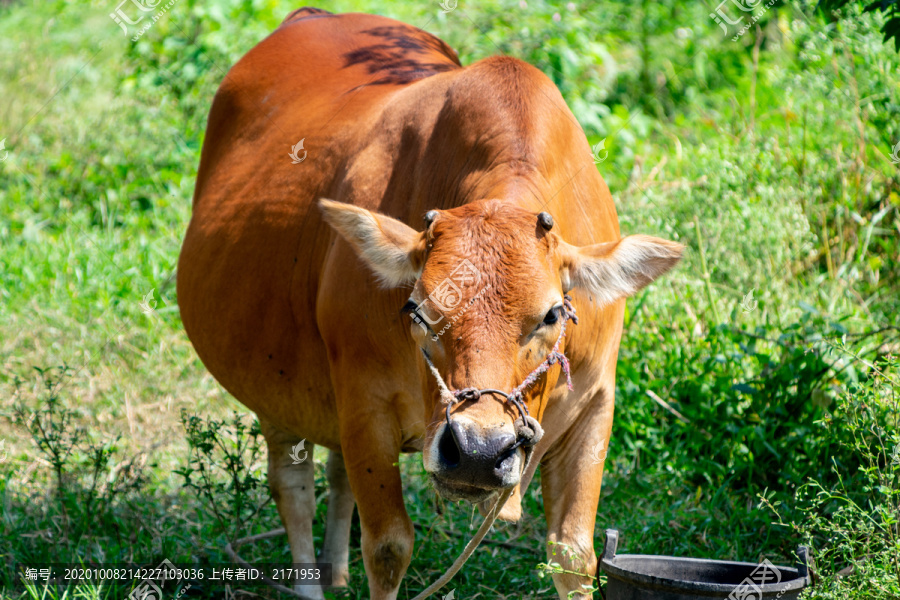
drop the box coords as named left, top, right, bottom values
left=420, top=295, right=578, bottom=450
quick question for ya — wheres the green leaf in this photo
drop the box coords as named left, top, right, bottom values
left=881, top=17, right=900, bottom=45
left=732, top=383, right=758, bottom=395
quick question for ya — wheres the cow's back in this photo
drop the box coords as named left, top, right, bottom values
left=177, top=9, right=461, bottom=445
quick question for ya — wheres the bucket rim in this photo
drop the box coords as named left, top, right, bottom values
left=600, top=553, right=811, bottom=594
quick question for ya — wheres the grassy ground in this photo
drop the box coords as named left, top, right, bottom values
left=1, top=0, right=899, bottom=598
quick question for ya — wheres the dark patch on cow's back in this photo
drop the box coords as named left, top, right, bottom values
left=343, top=25, right=461, bottom=87
left=281, top=6, right=333, bottom=25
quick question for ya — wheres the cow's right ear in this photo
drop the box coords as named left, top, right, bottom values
left=319, top=199, right=426, bottom=287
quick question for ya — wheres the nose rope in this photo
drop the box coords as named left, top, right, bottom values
left=420, top=295, right=578, bottom=446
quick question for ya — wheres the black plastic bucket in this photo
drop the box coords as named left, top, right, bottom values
left=599, top=530, right=812, bottom=600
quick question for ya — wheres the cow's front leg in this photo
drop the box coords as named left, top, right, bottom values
left=541, top=388, right=614, bottom=600
left=340, top=412, right=413, bottom=600
left=260, top=420, right=326, bottom=600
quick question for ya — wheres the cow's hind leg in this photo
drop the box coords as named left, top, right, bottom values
left=261, top=420, right=325, bottom=600
left=321, top=449, right=355, bottom=587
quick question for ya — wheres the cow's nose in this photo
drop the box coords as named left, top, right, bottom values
left=436, top=419, right=520, bottom=488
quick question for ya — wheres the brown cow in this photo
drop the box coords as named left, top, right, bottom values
left=178, top=7, right=682, bottom=600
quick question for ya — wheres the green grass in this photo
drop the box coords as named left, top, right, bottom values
left=2, top=0, right=899, bottom=598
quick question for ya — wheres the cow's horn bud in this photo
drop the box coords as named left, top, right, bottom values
left=424, top=210, right=439, bottom=227
left=537, top=212, right=554, bottom=230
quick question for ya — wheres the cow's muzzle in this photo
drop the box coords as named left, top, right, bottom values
left=427, top=417, right=542, bottom=502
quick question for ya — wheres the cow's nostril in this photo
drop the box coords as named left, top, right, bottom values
left=495, top=443, right=519, bottom=470
left=433, top=422, right=522, bottom=489
left=438, top=425, right=461, bottom=468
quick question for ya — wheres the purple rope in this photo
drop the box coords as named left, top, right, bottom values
left=506, top=294, right=578, bottom=410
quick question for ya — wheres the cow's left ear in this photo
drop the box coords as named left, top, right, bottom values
left=319, top=199, right=426, bottom=287
left=557, top=235, right=684, bottom=305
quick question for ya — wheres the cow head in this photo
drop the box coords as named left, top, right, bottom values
left=319, top=198, right=682, bottom=506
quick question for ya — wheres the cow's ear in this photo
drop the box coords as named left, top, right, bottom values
left=319, top=199, right=426, bottom=287
left=558, top=235, right=683, bottom=305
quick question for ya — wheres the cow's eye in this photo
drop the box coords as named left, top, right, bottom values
left=541, top=306, right=561, bottom=327
left=402, top=299, right=433, bottom=332
left=400, top=300, right=419, bottom=316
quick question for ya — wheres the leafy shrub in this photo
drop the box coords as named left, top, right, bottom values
left=762, top=351, right=900, bottom=598
left=5, top=365, right=147, bottom=539
left=615, top=315, right=853, bottom=495
left=175, top=409, right=269, bottom=543
left=820, top=0, right=900, bottom=51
